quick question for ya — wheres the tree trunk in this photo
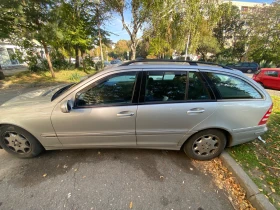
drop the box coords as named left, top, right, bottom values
left=98, top=27, right=104, bottom=64
left=131, top=45, right=136, bottom=60
left=75, top=46, right=79, bottom=68
left=42, top=42, right=55, bottom=78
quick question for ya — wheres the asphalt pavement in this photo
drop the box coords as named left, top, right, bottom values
left=0, top=87, right=234, bottom=210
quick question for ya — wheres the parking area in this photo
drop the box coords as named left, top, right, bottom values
left=0, top=75, right=279, bottom=210
left=0, top=87, right=233, bottom=210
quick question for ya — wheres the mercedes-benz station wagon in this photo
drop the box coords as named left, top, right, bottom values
left=0, top=60, right=273, bottom=160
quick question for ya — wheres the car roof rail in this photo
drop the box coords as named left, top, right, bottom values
left=120, top=59, right=233, bottom=70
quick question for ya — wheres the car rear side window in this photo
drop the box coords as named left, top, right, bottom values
left=207, top=73, right=262, bottom=99
left=144, top=71, right=211, bottom=102
left=249, top=63, right=258, bottom=67
left=76, top=72, right=137, bottom=106
left=145, top=71, right=186, bottom=102
left=188, top=72, right=211, bottom=100
left=265, top=71, right=278, bottom=77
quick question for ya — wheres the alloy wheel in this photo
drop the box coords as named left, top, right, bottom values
left=4, top=132, right=31, bottom=154
left=192, top=134, right=219, bottom=157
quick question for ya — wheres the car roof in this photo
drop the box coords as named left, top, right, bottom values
left=261, top=68, right=280, bottom=71
left=102, top=61, right=244, bottom=76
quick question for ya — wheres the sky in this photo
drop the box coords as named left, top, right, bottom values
left=105, top=0, right=274, bottom=44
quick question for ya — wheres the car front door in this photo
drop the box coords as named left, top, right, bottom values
left=51, top=71, right=140, bottom=148
left=135, top=70, right=217, bottom=149
left=263, top=70, right=279, bottom=89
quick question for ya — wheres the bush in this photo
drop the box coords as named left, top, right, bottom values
left=259, top=60, right=276, bottom=68
left=52, top=58, right=74, bottom=70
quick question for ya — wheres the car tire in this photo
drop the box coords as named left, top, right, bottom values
left=183, top=129, right=227, bottom=161
left=0, top=125, right=44, bottom=158
left=247, top=69, right=252, bottom=73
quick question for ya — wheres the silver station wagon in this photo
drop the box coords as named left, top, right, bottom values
left=0, top=60, right=273, bottom=160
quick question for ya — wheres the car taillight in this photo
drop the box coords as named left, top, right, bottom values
left=258, top=105, right=273, bottom=125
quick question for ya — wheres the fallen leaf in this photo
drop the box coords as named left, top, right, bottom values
left=160, top=176, right=164, bottom=179
left=98, top=151, right=101, bottom=155
left=271, top=187, right=276, bottom=193
left=63, top=164, right=68, bottom=169
left=259, top=188, right=263, bottom=192
left=74, top=169, right=78, bottom=172
left=129, top=201, right=133, bottom=209
left=268, top=181, right=273, bottom=186
left=43, top=173, right=47, bottom=177
left=190, top=168, right=193, bottom=171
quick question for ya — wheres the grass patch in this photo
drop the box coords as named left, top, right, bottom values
left=1, top=69, right=96, bottom=88
left=229, top=96, right=280, bottom=209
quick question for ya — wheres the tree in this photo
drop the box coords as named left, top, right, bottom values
left=146, top=0, right=221, bottom=59
left=246, top=0, right=280, bottom=66
left=57, top=0, right=111, bottom=68
left=106, top=0, right=153, bottom=60
left=113, top=40, right=129, bottom=59
left=213, top=3, right=243, bottom=48
left=197, top=21, right=220, bottom=61
left=0, top=0, right=60, bottom=77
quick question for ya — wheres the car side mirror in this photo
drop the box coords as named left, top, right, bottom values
left=60, top=100, right=73, bottom=113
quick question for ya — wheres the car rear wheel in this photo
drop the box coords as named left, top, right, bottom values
left=247, top=69, right=252, bottom=73
left=183, top=129, right=226, bottom=161
left=0, top=125, right=44, bottom=158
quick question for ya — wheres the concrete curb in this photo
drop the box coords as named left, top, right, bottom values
left=220, top=151, right=276, bottom=210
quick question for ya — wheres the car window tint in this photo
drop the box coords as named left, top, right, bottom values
left=76, top=72, right=137, bottom=106
left=207, top=73, right=262, bottom=99
left=242, top=63, right=249, bottom=67
left=188, top=72, right=211, bottom=100
left=145, top=71, right=186, bottom=102
left=265, top=71, right=278, bottom=77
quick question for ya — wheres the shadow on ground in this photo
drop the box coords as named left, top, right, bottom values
left=3, top=149, right=198, bottom=188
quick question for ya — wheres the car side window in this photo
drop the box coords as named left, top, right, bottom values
left=76, top=72, right=137, bottom=107
left=207, top=73, right=262, bottom=99
left=249, top=63, right=257, bottom=67
left=145, top=71, right=186, bottom=102
left=188, top=72, right=211, bottom=100
left=265, top=71, right=278, bottom=77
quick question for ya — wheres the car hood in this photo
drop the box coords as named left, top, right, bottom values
left=1, top=84, right=68, bottom=107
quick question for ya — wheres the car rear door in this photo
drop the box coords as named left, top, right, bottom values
left=51, top=70, right=141, bottom=147
left=135, top=69, right=217, bottom=149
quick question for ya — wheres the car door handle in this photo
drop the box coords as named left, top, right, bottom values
left=117, top=111, right=135, bottom=117
left=187, top=108, right=205, bottom=114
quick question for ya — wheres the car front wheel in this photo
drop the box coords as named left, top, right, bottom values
left=0, top=125, right=44, bottom=158
left=183, top=129, right=226, bottom=161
